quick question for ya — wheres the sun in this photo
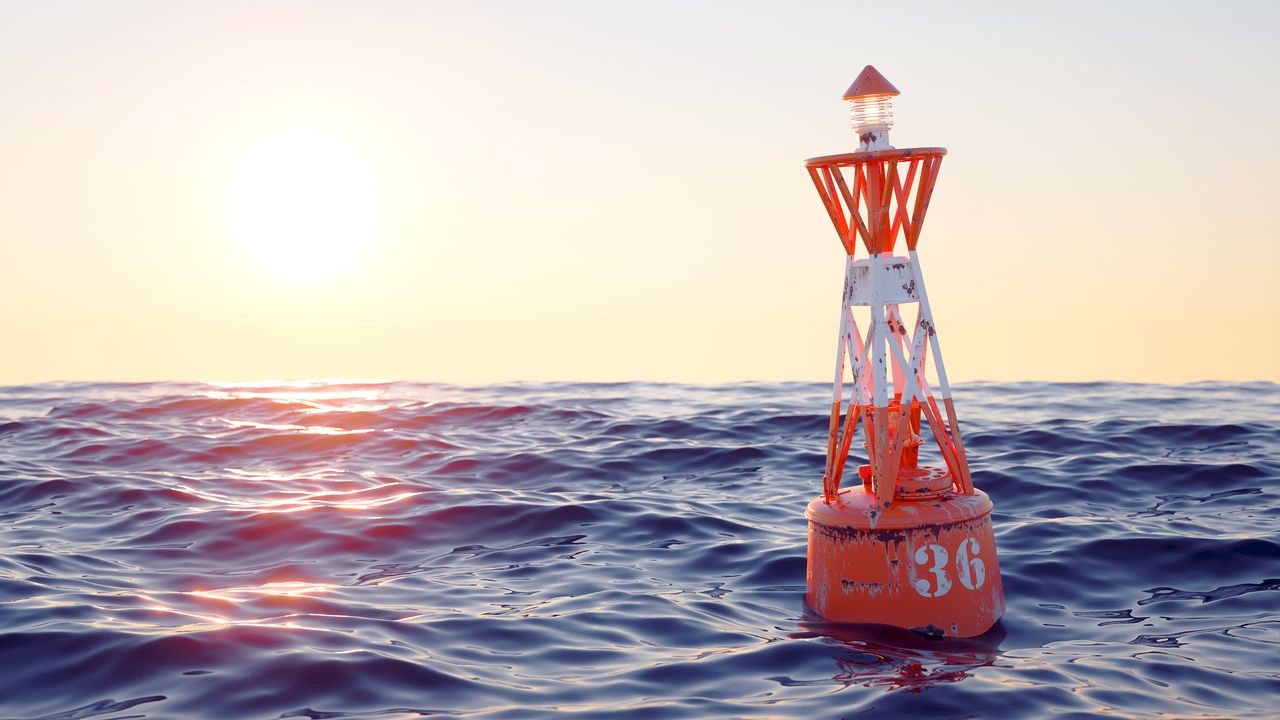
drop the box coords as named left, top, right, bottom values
left=226, top=129, right=381, bottom=281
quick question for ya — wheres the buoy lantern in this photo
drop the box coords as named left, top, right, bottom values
left=803, top=66, right=1005, bottom=638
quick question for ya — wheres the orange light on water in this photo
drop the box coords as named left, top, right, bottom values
left=201, top=379, right=392, bottom=409
left=178, top=469, right=420, bottom=514
left=133, top=581, right=347, bottom=633
left=218, top=418, right=377, bottom=436
left=189, top=581, right=337, bottom=603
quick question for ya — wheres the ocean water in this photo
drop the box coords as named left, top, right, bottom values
left=0, top=380, right=1277, bottom=719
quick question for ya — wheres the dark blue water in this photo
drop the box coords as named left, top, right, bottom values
left=0, top=381, right=1277, bottom=719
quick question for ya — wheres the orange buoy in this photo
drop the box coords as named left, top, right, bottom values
left=801, top=67, right=1005, bottom=637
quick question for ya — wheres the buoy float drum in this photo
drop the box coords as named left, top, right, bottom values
left=802, top=66, right=1005, bottom=637
left=805, top=441, right=1005, bottom=637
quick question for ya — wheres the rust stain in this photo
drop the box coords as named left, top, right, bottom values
left=840, top=579, right=886, bottom=596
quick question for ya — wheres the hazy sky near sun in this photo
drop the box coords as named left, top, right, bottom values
left=1, top=1, right=1278, bottom=384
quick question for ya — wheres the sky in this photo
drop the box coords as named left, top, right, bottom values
left=1, top=1, right=1278, bottom=385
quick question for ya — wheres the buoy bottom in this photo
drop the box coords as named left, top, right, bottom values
left=805, top=486, right=1005, bottom=638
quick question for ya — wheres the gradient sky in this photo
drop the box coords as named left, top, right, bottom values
left=2, top=1, right=1277, bottom=384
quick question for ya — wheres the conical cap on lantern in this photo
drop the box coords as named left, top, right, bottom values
left=842, top=65, right=900, bottom=100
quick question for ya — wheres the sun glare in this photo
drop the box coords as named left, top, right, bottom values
left=226, top=129, right=381, bottom=281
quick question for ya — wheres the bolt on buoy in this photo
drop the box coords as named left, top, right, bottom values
left=802, top=66, right=1005, bottom=638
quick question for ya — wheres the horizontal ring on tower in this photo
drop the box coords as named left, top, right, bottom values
left=844, top=255, right=920, bottom=307
left=805, top=146, right=946, bottom=168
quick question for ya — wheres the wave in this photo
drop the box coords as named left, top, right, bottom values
left=0, top=381, right=1277, bottom=718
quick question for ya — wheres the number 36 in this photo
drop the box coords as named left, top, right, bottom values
left=912, top=537, right=986, bottom=598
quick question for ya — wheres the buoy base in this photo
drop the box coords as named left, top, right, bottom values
left=805, top=481, right=1005, bottom=638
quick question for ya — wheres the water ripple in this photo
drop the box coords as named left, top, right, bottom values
left=0, top=380, right=1278, bottom=718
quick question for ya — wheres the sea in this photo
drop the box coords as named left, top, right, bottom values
left=0, top=380, right=1277, bottom=719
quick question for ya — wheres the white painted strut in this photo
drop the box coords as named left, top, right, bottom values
left=823, top=248, right=973, bottom=498
left=908, top=250, right=953, bottom=401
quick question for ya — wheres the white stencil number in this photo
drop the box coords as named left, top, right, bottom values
left=912, top=544, right=952, bottom=598
left=955, top=537, right=986, bottom=590
left=913, top=537, right=986, bottom=598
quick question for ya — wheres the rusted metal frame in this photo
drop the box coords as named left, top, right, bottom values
left=851, top=164, right=865, bottom=229
left=885, top=304, right=962, bottom=489
left=906, top=248, right=972, bottom=492
left=855, top=164, right=871, bottom=255
left=923, top=393, right=960, bottom=472
left=822, top=166, right=852, bottom=246
left=918, top=384, right=963, bottom=486
left=830, top=166, right=871, bottom=255
left=943, top=397, right=974, bottom=494
left=883, top=307, right=931, bottom=491
left=816, top=166, right=853, bottom=255
left=869, top=293, right=892, bottom=505
left=851, top=164, right=872, bottom=254
left=922, top=409, right=962, bottom=486
left=823, top=291, right=850, bottom=502
left=823, top=392, right=843, bottom=499
left=873, top=430, right=894, bottom=502
left=886, top=304, right=906, bottom=398
left=829, top=406, right=861, bottom=500
left=864, top=162, right=881, bottom=255
left=890, top=306, right=951, bottom=439
left=889, top=158, right=919, bottom=252
left=842, top=309, right=874, bottom=410
left=887, top=306, right=962, bottom=483
left=839, top=306, right=872, bottom=435
left=873, top=405, right=891, bottom=503
left=875, top=161, right=897, bottom=256
left=922, top=394, right=952, bottom=442
left=804, top=147, right=947, bottom=169
left=906, top=156, right=943, bottom=251
left=908, top=251, right=954, bottom=399
left=895, top=303, right=929, bottom=380
left=832, top=306, right=874, bottom=493
left=904, top=156, right=938, bottom=250
left=917, top=377, right=974, bottom=494
left=842, top=309, right=872, bottom=404
left=831, top=403, right=861, bottom=496
left=807, top=167, right=851, bottom=253
left=862, top=381, right=878, bottom=482
left=862, top=162, right=882, bottom=255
